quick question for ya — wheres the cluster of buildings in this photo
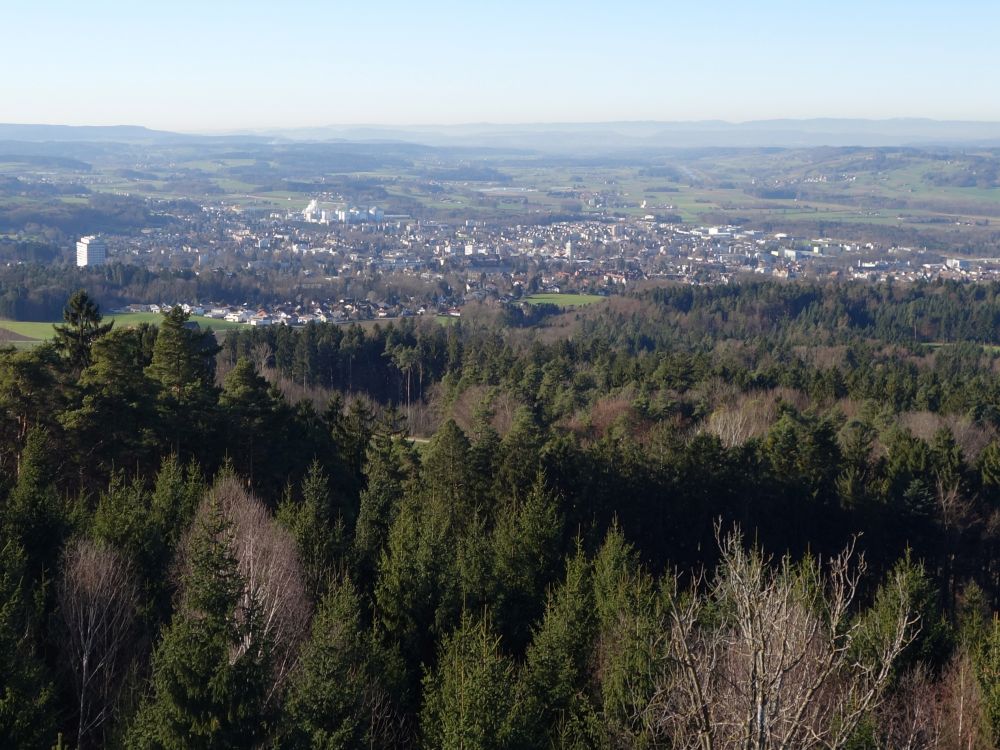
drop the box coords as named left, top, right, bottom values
left=121, top=297, right=446, bottom=327
left=302, top=200, right=385, bottom=225
left=75, top=190, right=1000, bottom=317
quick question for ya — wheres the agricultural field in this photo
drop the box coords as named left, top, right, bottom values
left=2, top=138, right=999, bottom=259
left=524, top=293, right=606, bottom=307
left=0, top=313, right=246, bottom=344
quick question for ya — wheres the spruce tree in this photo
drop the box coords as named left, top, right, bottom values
left=353, top=436, right=407, bottom=593
left=976, top=616, right=1000, bottom=744
left=490, top=474, right=562, bottom=654
left=0, top=540, right=55, bottom=747
left=3, top=427, right=67, bottom=587
left=421, top=612, right=523, bottom=750
left=520, top=546, right=600, bottom=749
left=91, top=473, right=164, bottom=625
left=277, top=459, right=343, bottom=601
left=127, top=497, right=271, bottom=749
left=282, top=578, right=367, bottom=749
left=149, top=454, right=204, bottom=552
left=591, top=523, right=659, bottom=746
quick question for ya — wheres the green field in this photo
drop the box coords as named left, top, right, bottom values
left=0, top=313, right=247, bottom=342
left=524, top=293, right=605, bottom=307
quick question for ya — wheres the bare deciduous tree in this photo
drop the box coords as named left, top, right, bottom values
left=250, top=342, right=273, bottom=373
left=364, top=682, right=415, bottom=750
left=875, top=664, right=940, bottom=750
left=57, top=539, right=138, bottom=750
left=649, top=525, right=920, bottom=750
left=209, top=477, right=311, bottom=701
left=702, top=396, right=777, bottom=448
left=876, top=651, right=991, bottom=750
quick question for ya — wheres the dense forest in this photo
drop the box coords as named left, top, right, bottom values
left=1, top=282, right=999, bottom=749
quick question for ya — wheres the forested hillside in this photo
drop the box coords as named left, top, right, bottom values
left=1, top=282, right=999, bottom=749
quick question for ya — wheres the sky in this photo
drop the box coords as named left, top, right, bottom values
left=2, top=0, right=998, bottom=131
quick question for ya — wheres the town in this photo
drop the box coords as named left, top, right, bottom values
left=70, top=193, right=1000, bottom=325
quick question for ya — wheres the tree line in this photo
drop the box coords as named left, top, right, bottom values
left=0, top=283, right=998, bottom=748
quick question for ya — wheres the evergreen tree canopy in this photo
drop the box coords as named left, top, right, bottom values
left=52, top=289, right=113, bottom=372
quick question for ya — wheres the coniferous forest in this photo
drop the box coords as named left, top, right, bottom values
left=2, top=281, right=1000, bottom=749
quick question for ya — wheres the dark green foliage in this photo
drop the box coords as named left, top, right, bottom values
left=0, top=540, right=55, bottom=747
left=127, top=497, right=272, bottom=749
left=91, top=474, right=164, bottom=621
left=3, top=428, right=68, bottom=587
left=60, top=327, right=159, bottom=485
left=145, top=307, right=218, bottom=395
left=493, top=407, right=543, bottom=503
left=0, top=284, right=998, bottom=745
left=0, top=344, right=64, bottom=463
left=149, top=454, right=204, bottom=552
left=420, top=612, right=523, bottom=750
left=419, top=419, right=473, bottom=515
left=145, top=306, right=220, bottom=458
left=490, top=475, right=563, bottom=653
left=981, top=618, right=1000, bottom=742
left=277, top=460, right=344, bottom=601
left=591, top=524, right=660, bottom=747
left=520, top=547, right=599, bottom=749
left=353, top=436, right=408, bottom=593
left=52, top=289, right=114, bottom=372
left=219, top=358, right=290, bottom=494
left=327, top=396, right=376, bottom=488
left=282, top=578, right=367, bottom=749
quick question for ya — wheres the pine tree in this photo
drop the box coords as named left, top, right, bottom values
left=60, top=327, right=159, bottom=485
left=145, top=307, right=220, bottom=457
left=145, top=307, right=218, bottom=395
left=52, top=289, right=113, bottom=372
left=0, top=344, right=63, bottom=455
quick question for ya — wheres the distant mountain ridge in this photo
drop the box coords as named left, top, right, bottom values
left=0, top=123, right=269, bottom=145
left=3, top=119, right=1000, bottom=151
left=0, top=124, right=186, bottom=143
left=272, top=119, right=1000, bottom=150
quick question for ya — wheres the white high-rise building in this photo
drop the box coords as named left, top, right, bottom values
left=76, top=236, right=107, bottom=267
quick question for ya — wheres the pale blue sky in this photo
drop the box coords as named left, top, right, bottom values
left=2, top=0, right=997, bottom=130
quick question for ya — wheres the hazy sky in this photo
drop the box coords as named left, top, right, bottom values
left=3, top=0, right=998, bottom=131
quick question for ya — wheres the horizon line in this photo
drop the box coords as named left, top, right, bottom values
left=4, top=116, right=1000, bottom=135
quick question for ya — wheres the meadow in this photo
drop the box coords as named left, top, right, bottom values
left=524, top=293, right=605, bottom=307
left=0, top=312, right=246, bottom=342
